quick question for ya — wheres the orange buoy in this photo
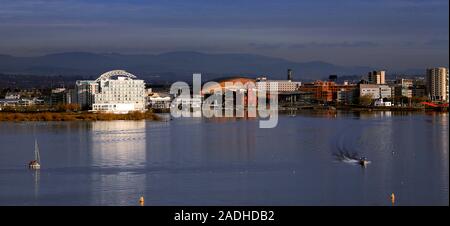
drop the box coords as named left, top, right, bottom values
left=390, top=193, right=395, bottom=205
left=139, top=196, right=144, bottom=206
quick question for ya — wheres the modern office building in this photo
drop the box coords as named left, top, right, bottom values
left=75, top=70, right=146, bottom=113
left=299, top=81, right=356, bottom=103
left=287, top=69, right=293, bottom=81
left=380, top=85, right=392, bottom=99
left=65, top=89, right=77, bottom=104
left=394, top=78, right=413, bottom=98
left=50, top=88, right=67, bottom=105
left=76, top=80, right=99, bottom=110
left=255, top=69, right=301, bottom=93
left=256, top=76, right=301, bottom=92
left=359, top=84, right=392, bottom=99
left=336, top=88, right=355, bottom=104
left=426, top=67, right=449, bottom=102
left=147, top=93, right=172, bottom=110
left=368, top=70, right=386, bottom=84
left=412, top=79, right=427, bottom=98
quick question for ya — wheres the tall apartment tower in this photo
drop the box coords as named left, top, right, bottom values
left=426, top=67, right=449, bottom=102
left=287, top=69, right=293, bottom=81
left=368, top=70, right=386, bottom=84
left=75, top=80, right=99, bottom=110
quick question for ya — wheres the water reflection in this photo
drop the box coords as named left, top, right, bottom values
left=32, top=170, right=39, bottom=201
left=0, top=112, right=448, bottom=205
left=90, top=121, right=146, bottom=168
left=431, top=113, right=449, bottom=204
left=89, top=121, right=147, bottom=205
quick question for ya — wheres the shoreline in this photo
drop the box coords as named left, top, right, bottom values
left=279, top=105, right=448, bottom=112
left=0, top=107, right=447, bottom=122
left=0, top=111, right=161, bottom=122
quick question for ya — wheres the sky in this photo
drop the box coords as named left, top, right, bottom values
left=0, top=0, right=448, bottom=70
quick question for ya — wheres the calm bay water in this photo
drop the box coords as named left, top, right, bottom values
left=0, top=111, right=448, bottom=206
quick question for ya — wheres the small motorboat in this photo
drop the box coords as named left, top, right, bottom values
left=359, top=157, right=369, bottom=167
left=28, top=139, right=41, bottom=170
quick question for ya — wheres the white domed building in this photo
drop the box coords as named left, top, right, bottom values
left=76, top=70, right=146, bottom=114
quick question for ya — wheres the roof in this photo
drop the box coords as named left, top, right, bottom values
left=95, top=70, right=137, bottom=82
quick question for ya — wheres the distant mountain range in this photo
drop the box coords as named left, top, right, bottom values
left=0, top=51, right=425, bottom=82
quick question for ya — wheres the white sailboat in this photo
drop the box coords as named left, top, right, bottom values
left=28, top=139, right=41, bottom=170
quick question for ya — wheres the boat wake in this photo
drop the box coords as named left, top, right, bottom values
left=333, top=132, right=370, bottom=167
left=333, top=151, right=371, bottom=166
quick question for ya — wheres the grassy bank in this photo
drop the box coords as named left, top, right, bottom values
left=0, top=111, right=161, bottom=122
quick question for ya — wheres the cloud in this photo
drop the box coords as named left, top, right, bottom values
left=0, top=0, right=447, bottom=69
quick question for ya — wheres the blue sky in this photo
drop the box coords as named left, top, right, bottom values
left=0, top=0, right=448, bottom=69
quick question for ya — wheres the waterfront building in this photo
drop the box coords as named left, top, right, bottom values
left=256, top=76, right=301, bottom=92
left=0, top=98, right=19, bottom=107
left=76, top=80, right=99, bottom=110
left=393, top=78, right=413, bottom=99
left=0, top=97, right=40, bottom=108
left=412, top=79, right=427, bottom=98
left=359, top=84, right=377, bottom=99
left=394, top=86, right=411, bottom=98
left=336, top=88, right=355, bottom=104
left=426, top=67, right=449, bottom=102
left=299, top=81, right=333, bottom=102
left=65, top=89, right=77, bottom=104
left=374, top=98, right=392, bottom=107
left=396, top=78, right=414, bottom=87
left=299, top=81, right=356, bottom=103
left=4, top=92, right=20, bottom=100
left=368, top=70, right=386, bottom=84
left=359, top=84, right=392, bottom=99
left=50, top=88, right=67, bottom=105
left=202, top=76, right=256, bottom=107
left=332, top=84, right=357, bottom=103
left=256, top=69, right=301, bottom=93
left=75, top=70, right=146, bottom=113
left=146, top=88, right=153, bottom=95
left=147, top=93, right=172, bottom=109
left=287, top=69, right=293, bottom=81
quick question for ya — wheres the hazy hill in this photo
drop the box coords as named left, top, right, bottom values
left=0, top=51, right=400, bottom=82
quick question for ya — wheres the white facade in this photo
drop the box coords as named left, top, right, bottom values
left=374, top=98, right=392, bottom=107
left=76, top=70, right=146, bottom=113
left=380, top=85, right=392, bottom=99
left=256, top=77, right=301, bottom=92
left=92, top=103, right=137, bottom=113
left=360, top=84, right=391, bottom=99
left=148, top=95, right=172, bottom=109
left=5, top=92, right=21, bottom=100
